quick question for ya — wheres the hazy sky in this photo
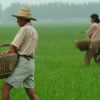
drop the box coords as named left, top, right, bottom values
left=0, top=0, right=100, bottom=9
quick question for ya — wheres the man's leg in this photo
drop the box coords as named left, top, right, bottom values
left=94, top=54, right=98, bottom=62
left=2, top=82, right=12, bottom=100
left=84, top=49, right=95, bottom=65
left=94, top=54, right=100, bottom=64
left=25, top=88, right=38, bottom=100
left=93, top=49, right=100, bottom=64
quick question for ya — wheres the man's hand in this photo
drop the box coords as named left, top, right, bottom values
left=2, top=50, right=13, bottom=55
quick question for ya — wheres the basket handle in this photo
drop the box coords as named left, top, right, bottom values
left=0, top=44, right=10, bottom=48
left=75, top=31, right=86, bottom=41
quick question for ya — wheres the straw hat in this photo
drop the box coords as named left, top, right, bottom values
left=12, top=6, right=37, bottom=21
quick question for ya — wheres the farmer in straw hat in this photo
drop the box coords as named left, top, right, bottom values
left=2, top=6, right=38, bottom=100
left=84, top=14, right=100, bottom=65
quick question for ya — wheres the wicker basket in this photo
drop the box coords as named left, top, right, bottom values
left=75, top=32, right=90, bottom=51
left=75, top=40, right=90, bottom=51
left=0, top=44, right=18, bottom=79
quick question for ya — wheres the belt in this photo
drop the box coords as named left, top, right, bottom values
left=18, top=54, right=33, bottom=60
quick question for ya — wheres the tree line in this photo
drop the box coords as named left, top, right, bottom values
left=0, top=2, right=100, bottom=24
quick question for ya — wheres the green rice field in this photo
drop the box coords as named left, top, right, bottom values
left=0, top=24, right=100, bottom=100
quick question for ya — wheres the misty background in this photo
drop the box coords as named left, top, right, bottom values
left=0, top=2, right=100, bottom=24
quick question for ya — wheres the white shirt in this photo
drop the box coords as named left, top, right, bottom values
left=11, top=22, right=38, bottom=58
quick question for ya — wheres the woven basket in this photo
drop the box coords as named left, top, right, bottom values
left=0, top=44, right=18, bottom=79
left=75, top=40, right=90, bottom=51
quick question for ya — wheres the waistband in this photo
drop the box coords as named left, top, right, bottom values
left=18, top=54, right=33, bottom=60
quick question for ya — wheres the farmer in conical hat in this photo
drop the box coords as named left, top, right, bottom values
left=2, top=6, right=38, bottom=100
left=84, top=14, right=100, bottom=65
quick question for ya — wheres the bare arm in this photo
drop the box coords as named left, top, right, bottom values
left=10, top=44, right=18, bottom=53
left=86, top=25, right=96, bottom=39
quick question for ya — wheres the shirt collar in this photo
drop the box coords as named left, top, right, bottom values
left=25, top=22, right=32, bottom=26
